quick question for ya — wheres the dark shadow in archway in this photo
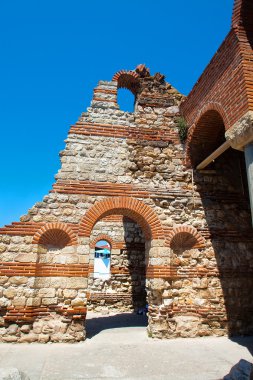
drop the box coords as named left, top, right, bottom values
left=122, top=216, right=147, bottom=312
left=86, top=313, right=147, bottom=339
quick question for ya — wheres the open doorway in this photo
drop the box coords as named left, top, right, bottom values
left=86, top=214, right=148, bottom=337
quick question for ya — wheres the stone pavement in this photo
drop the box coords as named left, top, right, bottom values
left=0, top=312, right=252, bottom=380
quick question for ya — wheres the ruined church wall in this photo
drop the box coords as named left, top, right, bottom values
left=0, top=67, right=252, bottom=342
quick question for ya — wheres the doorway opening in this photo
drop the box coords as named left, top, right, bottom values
left=86, top=214, right=148, bottom=337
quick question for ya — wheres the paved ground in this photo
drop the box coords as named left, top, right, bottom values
left=0, top=312, right=252, bottom=380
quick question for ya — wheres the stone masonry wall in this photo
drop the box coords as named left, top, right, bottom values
left=0, top=65, right=252, bottom=342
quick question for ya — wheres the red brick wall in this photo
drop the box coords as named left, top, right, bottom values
left=181, top=0, right=253, bottom=128
left=181, top=0, right=253, bottom=167
left=181, top=30, right=248, bottom=130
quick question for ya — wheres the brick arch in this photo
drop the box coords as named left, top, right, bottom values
left=33, top=222, right=78, bottom=247
left=192, top=102, right=229, bottom=130
left=168, top=225, right=205, bottom=250
left=112, top=70, right=140, bottom=95
left=90, top=234, right=115, bottom=249
left=79, top=197, right=164, bottom=240
left=185, top=103, right=227, bottom=168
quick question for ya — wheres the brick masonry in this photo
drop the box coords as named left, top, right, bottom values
left=181, top=0, right=253, bottom=167
left=0, top=1, right=252, bottom=342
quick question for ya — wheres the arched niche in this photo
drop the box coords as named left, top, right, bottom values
left=186, top=108, right=226, bottom=168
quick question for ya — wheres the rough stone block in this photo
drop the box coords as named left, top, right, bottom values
left=9, top=277, right=28, bottom=286
left=63, top=289, right=77, bottom=298
left=3, top=288, right=16, bottom=299
left=41, top=297, right=58, bottom=306
left=26, top=297, right=41, bottom=307
left=65, top=278, right=88, bottom=289
left=19, top=333, right=37, bottom=343
left=13, top=297, right=26, bottom=307
left=15, top=254, right=36, bottom=263
left=38, top=288, right=55, bottom=298
left=6, top=324, right=19, bottom=336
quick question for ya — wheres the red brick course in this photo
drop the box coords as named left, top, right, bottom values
left=4, top=305, right=86, bottom=323
left=0, top=262, right=89, bottom=277
left=69, top=122, right=179, bottom=143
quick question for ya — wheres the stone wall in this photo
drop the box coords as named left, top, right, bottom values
left=0, top=65, right=252, bottom=342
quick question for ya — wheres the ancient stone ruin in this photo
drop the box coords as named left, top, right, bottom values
left=0, top=0, right=252, bottom=343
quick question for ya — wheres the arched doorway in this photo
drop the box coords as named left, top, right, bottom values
left=79, top=196, right=167, bottom=337
left=88, top=216, right=147, bottom=313
left=186, top=109, right=227, bottom=168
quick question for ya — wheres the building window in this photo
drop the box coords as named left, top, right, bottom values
left=117, top=88, right=135, bottom=112
left=94, top=240, right=111, bottom=279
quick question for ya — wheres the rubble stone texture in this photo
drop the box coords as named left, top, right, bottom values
left=1, top=0, right=253, bottom=342
left=0, top=62, right=252, bottom=343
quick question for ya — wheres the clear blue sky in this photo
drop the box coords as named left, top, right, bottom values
left=0, top=0, right=234, bottom=226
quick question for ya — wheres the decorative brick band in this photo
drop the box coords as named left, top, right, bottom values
left=146, top=265, right=253, bottom=279
left=4, top=305, right=87, bottom=323
left=69, top=122, right=179, bottom=143
left=93, top=97, right=117, bottom=103
left=0, top=222, right=80, bottom=237
left=87, top=292, right=133, bottom=304
left=0, top=262, right=89, bottom=277
left=79, top=196, right=165, bottom=240
left=150, top=305, right=226, bottom=318
left=146, top=266, right=177, bottom=279
left=52, top=180, right=149, bottom=198
left=93, top=89, right=117, bottom=95
left=88, top=265, right=145, bottom=276
left=0, top=222, right=44, bottom=236
left=32, top=222, right=78, bottom=247
left=197, top=227, right=253, bottom=241
left=1, top=262, right=251, bottom=279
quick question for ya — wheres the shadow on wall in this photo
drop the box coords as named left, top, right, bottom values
left=194, top=147, right=253, bottom=336
left=85, top=313, right=148, bottom=339
left=122, top=216, right=147, bottom=311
